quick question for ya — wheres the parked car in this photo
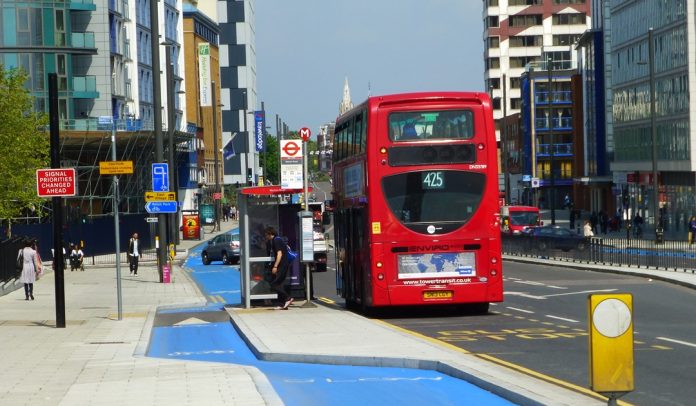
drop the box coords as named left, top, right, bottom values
left=202, top=231, right=240, bottom=265
left=524, top=225, right=588, bottom=252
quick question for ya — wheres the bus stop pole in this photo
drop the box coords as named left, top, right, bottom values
left=301, top=139, right=316, bottom=308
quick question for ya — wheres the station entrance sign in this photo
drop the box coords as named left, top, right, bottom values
left=36, top=168, right=77, bottom=197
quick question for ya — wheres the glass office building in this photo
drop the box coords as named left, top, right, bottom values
left=610, top=0, right=694, bottom=234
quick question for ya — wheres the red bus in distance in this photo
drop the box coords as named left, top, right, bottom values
left=332, top=92, right=502, bottom=312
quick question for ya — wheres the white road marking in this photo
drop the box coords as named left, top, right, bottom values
left=507, top=307, right=534, bottom=314
left=514, top=280, right=546, bottom=286
left=546, top=315, right=580, bottom=323
left=504, top=292, right=546, bottom=300
left=506, top=277, right=522, bottom=281
left=657, top=337, right=696, bottom=348
left=544, top=289, right=618, bottom=298
left=544, top=284, right=568, bottom=290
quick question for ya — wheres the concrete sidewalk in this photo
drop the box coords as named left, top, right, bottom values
left=0, top=220, right=276, bottom=406
left=227, top=305, right=603, bottom=406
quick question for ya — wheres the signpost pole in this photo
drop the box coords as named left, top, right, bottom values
left=111, top=120, right=123, bottom=320
left=300, top=128, right=315, bottom=308
left=48, top=73, right=66, bottom=328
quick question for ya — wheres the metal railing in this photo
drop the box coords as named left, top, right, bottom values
left=1, top=237, right=33, bottom=284
left=503, top=234, right=696, bottom=273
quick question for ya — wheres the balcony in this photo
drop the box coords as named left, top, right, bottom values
left=69, top=0, right=96, bottom=11
left=535, top=90, right=572, bottom=105
left=71, top=32, right=95, bottom=49
left=536, top=143, right=573, bottom=157
left=59, top=118, right=153, bottom=131
left=73, top=76, right=99, bottom=98
left=535, top=117, right=573, bottom=131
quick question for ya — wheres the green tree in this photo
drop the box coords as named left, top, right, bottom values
left=260, top=134, right=279, bottom=184
left=0, top=67, right=49, bottom=221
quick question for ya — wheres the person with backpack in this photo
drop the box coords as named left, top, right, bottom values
left=265, top=226, right=293, bottom=310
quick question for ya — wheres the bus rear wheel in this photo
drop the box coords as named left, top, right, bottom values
left=464, top=302, right=489, bottom=315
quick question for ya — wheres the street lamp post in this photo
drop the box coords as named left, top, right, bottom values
left=647, top=28, right=662, bottom=242
left=242, top=90, right=250, bottom=186
left=165, top=45, right=178, bottom=245
left=212, top=81, right=221, bottom=232
left=547, top=57, right=556, bottom=225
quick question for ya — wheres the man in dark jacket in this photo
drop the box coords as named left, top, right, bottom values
left=127, top=232, right=140, bottom=276
left=265, top=226, right=293, bottom=310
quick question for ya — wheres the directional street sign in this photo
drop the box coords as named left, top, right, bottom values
left=145, top=201, right=177, bottom=213
left=152, top=163, right=169, bottom=192
left=145, top=191, right=176, bottom=202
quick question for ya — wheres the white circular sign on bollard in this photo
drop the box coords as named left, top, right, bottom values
left=592, top=298, right=632, bottom=338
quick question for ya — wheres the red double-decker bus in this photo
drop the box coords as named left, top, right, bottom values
left=332, top=92, right=502, bottom=312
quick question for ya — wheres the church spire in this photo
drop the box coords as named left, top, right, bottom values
left=339, top=77, right=353, bottom=115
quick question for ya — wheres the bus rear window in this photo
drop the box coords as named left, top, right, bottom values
left=389, top=110, right=474, bottom=141
left=382, top=170, right=485, bottom=227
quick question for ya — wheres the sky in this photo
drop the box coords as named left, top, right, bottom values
left=255, top=0, right=485, bottom=138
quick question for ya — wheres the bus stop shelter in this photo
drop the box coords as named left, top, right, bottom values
left=238, top=185, right=311, bottom=308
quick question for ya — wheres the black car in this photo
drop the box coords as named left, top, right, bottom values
left=202, top=231, right=240, bottom=265
left=525, top=225, right=588, bottom=252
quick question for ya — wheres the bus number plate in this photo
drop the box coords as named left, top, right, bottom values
left=423, top=290, right=453, bottom=299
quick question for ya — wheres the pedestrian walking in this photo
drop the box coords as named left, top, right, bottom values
left=590, top=211, right=599, bottom=234
left=265, top=226, right=293, bottom=310
left=633, top=213, right=644, bottom=238
left=127, top=232, right=140, bottom=276
left=583, top=220, right=594, bottom=237
left=18, top=240, right=39, bottom=300
left=689, top=216, right=696, bottom=245
left=600, top=210, right=609, bottom=234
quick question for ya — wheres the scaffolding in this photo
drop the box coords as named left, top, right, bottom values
left=21, top=119, right=197, bottom=223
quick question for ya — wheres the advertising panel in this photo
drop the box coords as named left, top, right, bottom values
left=198, top=43, right=212, bottom=107
left=182, top=214, right=200, bottom=240
left=254, top=111, right=265, bottom=152
left=397, top=252, right=477, bottom=280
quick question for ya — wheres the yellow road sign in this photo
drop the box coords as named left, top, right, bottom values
left=99, top=161, right=134, bottom=175
left=145, top=191, right=176, bottom=202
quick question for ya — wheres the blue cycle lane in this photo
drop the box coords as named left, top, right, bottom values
left=147, top=231, right=515, bottom=406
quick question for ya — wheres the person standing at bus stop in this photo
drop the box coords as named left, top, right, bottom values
left=127, top=232, right=140, bottom=276
left=265, top=226, right=293, bottom=310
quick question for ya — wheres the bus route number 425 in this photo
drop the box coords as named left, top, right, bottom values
left=422, top=171, right=445, bottom=189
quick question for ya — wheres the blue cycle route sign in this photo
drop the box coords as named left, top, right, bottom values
left=145, top=201, right=177, bottom=214
left=152, top=163, right=169, bottom=192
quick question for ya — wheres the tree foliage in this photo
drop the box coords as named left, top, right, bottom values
left=0, top=67, right=49, bottom=219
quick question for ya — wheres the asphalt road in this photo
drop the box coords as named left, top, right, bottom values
left=313, top=258, right=696, bottom=406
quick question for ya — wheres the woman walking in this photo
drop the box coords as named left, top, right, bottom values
left=18, top=240, right=39, bottom=300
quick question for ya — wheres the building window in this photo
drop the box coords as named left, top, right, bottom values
left=510, top=77, right=521, bottom=89
left=511, top=98, right=522, bottom=110
left=509, top=14, right=542, bottom=27
left=487, top=0, right=499, bottom=6
left=487, top=16, right=499, bottom=28
left=16, top=8, right=43, bottom=46
left=509, top=35, right=542, bottom=47
left=492, top=98, right=501, bottom=110
left=488, top=36, right=500, bottom=49
left=55, top=9, right=66, bottom=46
left=487, top=57, right=500, bottom=69
left=488, top=78, right=500, bottom=90
left=552, top=13, right=586, bottom=25
left=56, top=54, right=67, bottom=91
left=553, top=34, right=581, bottom=46
left=510, top=56, right=538, bottom=68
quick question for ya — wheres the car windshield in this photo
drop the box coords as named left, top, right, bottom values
left=509, top=212, right=539, bottom=226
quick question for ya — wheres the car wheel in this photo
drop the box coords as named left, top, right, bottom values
left=202, top=252, right=210, bottom=265
left=222, top=252, right=229, bottom=265
left=232, top=256, right=240, bottom=265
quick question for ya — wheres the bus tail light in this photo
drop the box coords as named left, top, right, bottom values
left=490, top=269, right=498, bottom=276
left=491, top=257, right=498, bottom=264
left=377, top=273, right=384, bottom=280
left=376, top=261, right=383, bottom=268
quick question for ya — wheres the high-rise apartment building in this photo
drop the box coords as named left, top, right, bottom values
left=483, top=0, right=591, bottom=205
left=483, top=0, right=591, bottom=128
left=214, top=0, right=257, bottom=186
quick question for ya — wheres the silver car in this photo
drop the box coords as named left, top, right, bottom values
left=202, top=231, right=240, bottom=265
